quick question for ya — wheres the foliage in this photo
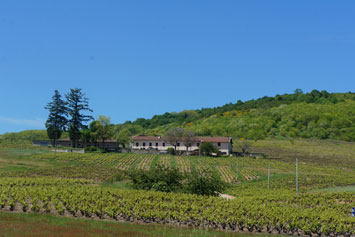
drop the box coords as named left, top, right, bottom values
left=127, top=163, right=226, bottom=196
left=0, top=179, right=355, bottom=236
left=199, top=142, right=219, bottom=156
left=2, top=90, right=355, bottom=145
left=167, top=147, right=175, bottom=155
left=0, top=130, right=60, bottom=144
left=89, top=120, right=100, bottom=145
left=80, top=129, right=92, bottom=147
left=236, top=140, right=251, bottom=154
left=84, top=146, right=103, bottom=153
left=182, top=129, right=196, bottom=151
left=109, top=90, right=355, bottom=142
left=164, top=127, right=185, bottom=152
left=126, top=90, right=352, bottom=130
left=116, top=128, right=132, bottom=148
left=1, top=138, right=355, bottom=236
left=1, top=141, right=355, bottom=235
left=127, top=165, right=183, bottom=192
left=45, top=90, right=68, bottom=146
left=187, top=101, right=355, bottom=141
left=65, top=88, right=94, bottom=147
left=185, top=167, right=227, bottom=196
left=93, top=115, right=114, bottom=146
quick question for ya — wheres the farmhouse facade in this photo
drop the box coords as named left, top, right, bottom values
left=131, top=135, right=233, bottom=155
left=33, top=135, right=233, bottom=155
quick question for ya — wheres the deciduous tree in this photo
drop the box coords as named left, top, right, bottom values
left=117, top=128, right=132, bottom=149
left=182, top=129, right=196, bottom=152
left=95, top=115, right=114, bottom=149
left=164, top=127, right=185, bottom=154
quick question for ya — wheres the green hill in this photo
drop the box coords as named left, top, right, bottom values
left=126, top=90, right=355, bottom=141
left=0, top=130, right=69, bottom=145
left=2, top=90, right=355, bottom=144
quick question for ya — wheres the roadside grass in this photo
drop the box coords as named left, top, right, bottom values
left=0, top=211, right=268, bottom=237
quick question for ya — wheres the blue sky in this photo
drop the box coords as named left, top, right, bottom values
left=0, top=1, right=354, bottom=134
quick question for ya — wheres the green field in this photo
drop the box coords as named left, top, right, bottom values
left=0, top=139, right=355, bottom=236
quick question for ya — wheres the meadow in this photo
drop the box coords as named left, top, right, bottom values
left=0, top=139, right=354, bottom=236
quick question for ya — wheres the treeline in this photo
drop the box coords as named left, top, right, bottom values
left=126, top=90, right=354, bottom=129
left=0, top=130, right=50, bottom=144
left=176, top=100, right=355, bottom=141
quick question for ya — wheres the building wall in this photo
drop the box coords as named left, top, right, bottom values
left=132, top=141, right=232, bottom=155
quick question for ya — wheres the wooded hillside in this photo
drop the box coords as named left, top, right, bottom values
left=1, top=90, right=355, bottom=143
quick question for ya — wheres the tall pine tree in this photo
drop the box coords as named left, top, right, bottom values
left=45, top=90, right=68, bottom=148
left=66, top=88, right=94, bottom=148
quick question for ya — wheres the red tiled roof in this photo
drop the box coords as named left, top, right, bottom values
left=132, top=135, right=231, bottom=143
left=197, top=137, right=231, bottom=143
left=132, top=136, right=163, bottom=141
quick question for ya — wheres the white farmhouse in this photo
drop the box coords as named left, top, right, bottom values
left=131, top=135, right=233, bottom=155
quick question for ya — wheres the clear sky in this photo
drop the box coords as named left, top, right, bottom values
left=0, top=1, right=354, bottom=134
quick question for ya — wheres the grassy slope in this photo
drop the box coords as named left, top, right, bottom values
left=145, top=100, right=355, bottom=141
left=0, top=212, right=249, bottom=237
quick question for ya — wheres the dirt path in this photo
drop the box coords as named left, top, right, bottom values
left=219, top=193, right=236, bottom=200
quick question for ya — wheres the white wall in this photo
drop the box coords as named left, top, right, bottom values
left=132, top=141, right=232, bottom=155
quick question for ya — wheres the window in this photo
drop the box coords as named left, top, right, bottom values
left=197, top=143, right=200, bottom=147
left=162, top=143, right=165, bottom=147
left=136, top=143, right=139, bottom=147
left=143, top=142, right=145, bottom=147
left=177, top=143, right=180, bottom=147
left=156, top=142, right=158, bottom=146
left=106, top=144, right=110, bottom=147
left=218, top=142, right=221, bottom=147
left=149, top=142, right=152, bottom=146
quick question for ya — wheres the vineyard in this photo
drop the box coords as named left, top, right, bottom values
left=0, top=177, right=354, bottom=235
left=0, top=140, right=355, bottom=235
left=4, top=150, right=355, bottom=191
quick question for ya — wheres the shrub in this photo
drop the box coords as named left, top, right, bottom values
left=84, top=146, right=97, bottom=152
left=167, top=147, right=175, bottom=155
left=84, top=146, right=105, bottom=153
left=185, top=167, right=227, bottom=196
left=127, top=165, right=183, bottom=192
left=200, top=142, right=219, bottom=156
